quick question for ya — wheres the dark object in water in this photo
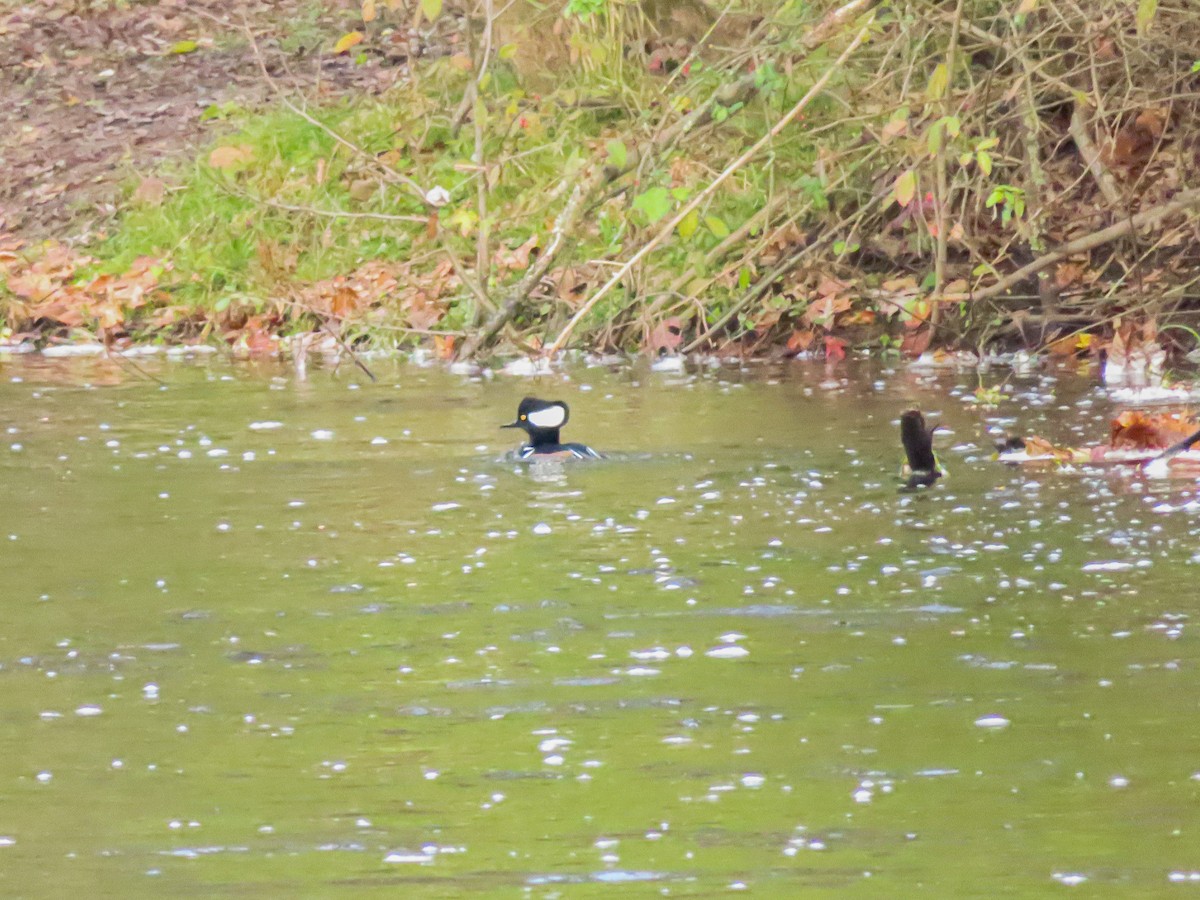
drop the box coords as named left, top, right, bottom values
left=994, top=435, right=1026, bottom=454
left=1143, top=426, right=1200, bottom=476
left=900, top=409, right=942, bottom=489
left=502, top=397, right=603, bottom=460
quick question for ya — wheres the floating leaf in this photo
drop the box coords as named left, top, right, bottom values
left=333, top=31, right=364, bottom=54
left=169, top=40, right=198, bottom=55
left=420, top=0, right=443, bottom=21
left=605, top=139, right=627, bottom=170
left=893, top=169, right=917, bottom=207
left=705, top=216, right=730, bottom=238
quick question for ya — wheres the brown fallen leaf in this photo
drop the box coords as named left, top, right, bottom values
left=209, top=145, right=253, bottom=170
left=1111, top=410, right=1197, bottom=450
left=786, top=328, right=815, bottom=353
left=647, top=316, right=683, bottom=354
left=131, top=176, right=166, bottom=207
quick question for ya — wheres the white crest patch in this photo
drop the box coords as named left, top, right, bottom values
left=527, top=405, right=566, bottom=429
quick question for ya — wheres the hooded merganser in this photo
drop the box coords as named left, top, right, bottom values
left=900, top=409, right=943, bottom=489
left=502, top=397, right=603, bottom=460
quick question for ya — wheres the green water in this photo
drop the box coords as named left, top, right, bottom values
left=2, top=356, right=1199, bottom=897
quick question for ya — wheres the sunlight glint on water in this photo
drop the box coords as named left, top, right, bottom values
left=0, top=356, right=1198, bottom=896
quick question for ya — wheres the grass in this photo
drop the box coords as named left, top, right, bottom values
left=83, top=21, right=842, bottom=349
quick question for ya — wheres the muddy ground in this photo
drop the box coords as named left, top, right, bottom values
left=0, top=0, right=422, bottom=241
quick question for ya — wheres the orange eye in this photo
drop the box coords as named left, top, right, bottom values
left=520, top=415, right=527, bottom=420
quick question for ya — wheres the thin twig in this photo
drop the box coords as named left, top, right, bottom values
left=456, top=161, right=596, bottom=359
left=931, top=0, right=965, bottom=317
left=948, top=188, right=1200, bottom=303
left=241, top=15, right=430, bottom=205
left=546, top=16, right=875, bottom=357
left=1068, top=101, right=1126, bottom=211
left=218, top=182, right=428, bottom=223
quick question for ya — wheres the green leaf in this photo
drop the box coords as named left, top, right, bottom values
left=632, top=187, right=672, bottom=223
left=420, top=0, right=442, bottom=21
left=498, top=42, right=518, bottom=60
left=605, top=139, right=627, bottom=170
left=1192, top=60, right=1200, bottom=73
left=894, top=169, right=917, bottom=207
left=797, top=175, right=828, bottom=211
left=976, top=150, right=993, bottom=176
left=705, top=216, right=730, bottom=238
left=670, top=186, right=691, bottom=202
left=737, top=267, right=751, bottom=291
left=169, top=39, right=199, bottom=55
left=926, top=63, right=949, bottom=103
left=678, top=209, right=700, bottom=240
left=1136, top=0, right=1157, bottom=36
left=943, top=115, right=961, bottom=138
left=976, top=136, right=1000, bottom=151
left=927, top=121, right=944, bottom=156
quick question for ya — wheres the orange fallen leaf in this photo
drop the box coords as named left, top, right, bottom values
left=334, top=31, right=365, bottom=54
left=786, top=328, right=815, bottom=353
left=824, top=335, right=847, bottom=362
left=1111, top=410, right=1197, bottom=450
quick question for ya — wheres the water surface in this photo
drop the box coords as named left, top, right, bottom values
left=2, top=356, right=1198, bottom=896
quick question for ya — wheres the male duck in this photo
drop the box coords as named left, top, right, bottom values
left=502, top=397, right=603, bottom=460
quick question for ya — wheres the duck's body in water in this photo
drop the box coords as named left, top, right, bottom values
left=900, top=410, right=942, bottom=490
left=502, top=397, right=603, bottom=460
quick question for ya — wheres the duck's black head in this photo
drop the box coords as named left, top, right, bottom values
left=900, top=409, right=942, bottom=489
left=502, top=397, right=570, bottom=448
